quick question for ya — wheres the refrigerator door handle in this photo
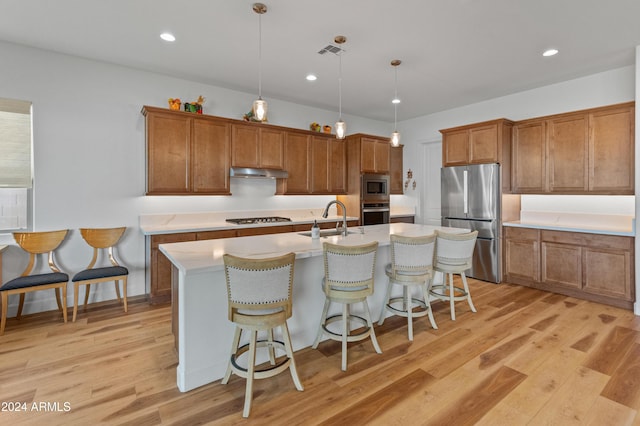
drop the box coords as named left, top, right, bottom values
left=463, top=169, right=468, bottom=214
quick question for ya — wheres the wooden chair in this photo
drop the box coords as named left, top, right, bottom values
left=71, top=227, right=128, bottom=322
left=429, top=230, right=479, bottom=320
left=378, top=233, right=437, bottom=341
left=0, top=230, right=69, bottom=335
left=221, top=252, right=303, bottom=418
left=312, top=241, right=382, bottom=371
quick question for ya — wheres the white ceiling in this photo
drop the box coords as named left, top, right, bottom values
left=1, top=0, right=640, bottom=122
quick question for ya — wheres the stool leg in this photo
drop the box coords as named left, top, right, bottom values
left=222, top=326, right=242, bottom=384
left=312, top=298, right=330, bottom=349
left=267, top=329, right=276, bottom=365
left=281, top=321, right=303, bottom=391
left=122, top=276, right=128, bottom=313
left=461, top=272, right=476, bottom=313
left=114, top=280, right=122, bottom=303
left=378, top=278, right=393, bottom=325
left=341, top=303, right=348, bottom=371
left=73, top=283, right=80, bottom=322
left=17, top=293, right=25, bottom=319
left=406, top=285, right=413, bottom=341
left=1, top=291, right=8, bottom=335
left=423, top=279, right=438, bottom=330
left=61, top=285, right=68, bottom=323
left=363, top=300, right=382, bottom=354
left=449, top=273, right=456, bottom=321
left=84, top=284, right=91, bottom=307
left=243, top=330, right=258, bottom=418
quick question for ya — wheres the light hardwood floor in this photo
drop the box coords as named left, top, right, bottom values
left=1, top=279, right=640, bottom=425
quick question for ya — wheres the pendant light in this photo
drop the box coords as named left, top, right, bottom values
left=390, top=59, right=401, bottom=146
left=334, top=36, right=347, bottom=139
left=252, top=3, right=268, bottom=122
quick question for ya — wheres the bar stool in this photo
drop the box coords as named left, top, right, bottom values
left=1, top=230, right=69, bottom=335
left=72, top=227, right=128, bottom=322
left=378, top=233, right=437, bottom=341
left=221, top=252, right=303, bottom=418
left=429, top=230, right=479, bottom=320
left=312, top=241, right=381, bottom=371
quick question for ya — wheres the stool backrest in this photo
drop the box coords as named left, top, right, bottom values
left=323, top=241, right=378, bottom=296
left=79, top=227, right=126, bottom=269
left=434, top=230, right=478, bottom=272
left=13, top=230, right=68, bottom=275
left=223, top=252, right=296, bottom=320
left=389, top=233, right=436, bottom=277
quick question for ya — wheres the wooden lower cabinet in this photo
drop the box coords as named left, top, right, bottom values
left=504, top=226, right=634, bottom=309
left=390, top=215, right=415, bottom=224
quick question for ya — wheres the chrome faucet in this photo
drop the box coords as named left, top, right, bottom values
left=322, top=200, right=348, bottom=236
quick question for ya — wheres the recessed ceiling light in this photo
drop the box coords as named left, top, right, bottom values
left=392, top=98, right=401, bottom=104
left=543, top=48, right=558, bottom=57
left=160, top=32, right=176, bottom=42
left=306, top=74, right=317, bottom=81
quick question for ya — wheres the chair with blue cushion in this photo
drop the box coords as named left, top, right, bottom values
left=72, top=227, right=128, bottom=322
left=0, top=229, right=70, bottom=335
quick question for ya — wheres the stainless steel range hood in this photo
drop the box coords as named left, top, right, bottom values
left=230, top=167, right=289, bottom=179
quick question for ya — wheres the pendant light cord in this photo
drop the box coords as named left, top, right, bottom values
left=393, top=65, right=398, bottom=131
left=258, top=12, right=263, bottom=99
left=338, top=53, right=343, bottom=119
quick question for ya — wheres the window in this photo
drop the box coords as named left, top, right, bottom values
left=0, top=97, right=32, bottom=232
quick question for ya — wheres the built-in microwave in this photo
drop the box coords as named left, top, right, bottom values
left=361, top=174, right=390, bottom=201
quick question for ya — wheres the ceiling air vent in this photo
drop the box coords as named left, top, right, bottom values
left=318, top=44, right=345, bottom=55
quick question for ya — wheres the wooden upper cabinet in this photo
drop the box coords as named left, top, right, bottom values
left=146, top=111, right=191, bottom=194
left=511, top=102, right=634, bottom=195
left=361, top=137, right=390, bottom=173
left=589, top=105, right=634, bottom=194
left=192, top=119, right=230, bottom=194
left=329, top=137, right=347, bottom=194
left=548, top=114, right=588, bottom=193
left=311, top=136, right=330, bottom=193
left=390, top=145, right=404, bottom=194
left=512, top=120, right=547, bottom=193
left=276, top=131, right=310, bottom=194
left=231, top=124, right=284, bottom=170
left=441, top=119, right=513, bottom=167
left=143, top=106, right=231, bottom=195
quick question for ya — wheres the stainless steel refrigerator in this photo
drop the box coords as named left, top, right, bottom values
left=441, top=163, right=501, bottom=283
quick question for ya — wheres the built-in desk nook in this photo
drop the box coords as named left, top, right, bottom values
left=158, top=222, right=466, bottom=392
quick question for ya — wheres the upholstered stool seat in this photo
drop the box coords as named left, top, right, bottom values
left=429, top=230, right=479, bottom=320
left=0, top=229, right=69, bottom=335
left=378, top=233, right=437, bottom=341
left=221, top=252, right=303, bottom=418
left=312, top=241, right=382, bottom=371
left=71, top=227, right=128, bottom=322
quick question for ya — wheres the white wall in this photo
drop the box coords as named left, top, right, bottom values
left=0, top=41, right=390, bottom=315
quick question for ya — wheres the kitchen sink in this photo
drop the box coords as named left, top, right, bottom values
left=298, top=229, right=357, bottom=238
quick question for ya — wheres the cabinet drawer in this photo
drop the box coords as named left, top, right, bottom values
left=196, top=230, right=238, bottom=240
left=504, top=226, right=540, bottom=240
left=541, top=230, right=632, bottom=250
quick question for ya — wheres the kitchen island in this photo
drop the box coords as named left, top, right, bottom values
left=159, top=222, right=464, bottom=392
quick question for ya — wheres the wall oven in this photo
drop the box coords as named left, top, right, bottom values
left=362, top=202, right=390, bottom=225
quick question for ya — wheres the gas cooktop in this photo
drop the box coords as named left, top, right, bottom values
left=225, top=216, right=292, bottom=225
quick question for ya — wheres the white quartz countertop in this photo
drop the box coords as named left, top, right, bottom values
left=503, top=211, right=635, bottom=237
left=159, top=222, right=465, bottom=275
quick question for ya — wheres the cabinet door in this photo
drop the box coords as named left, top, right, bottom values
left=442, top=129, right=469, bottom=166
left=279, top=132, right=310, bottom=194
left=311, top=136, right=330, bottom=193
left=589, top=106, right=634, bottom=193
left=192, top=119, right=230, bottom=194
left=469, top=124, right=498, bottom=164
left=548, top=114, right=588, bottom=193
left=512, top=121, right=547, bottom=193
left=504, top=227, right=540, bottom=283
left=541, top=241, right=582, bottom=289
left=231, top=124, right=260, bottom=168
left=374, top=140, right=390, bottom=173
left=390, top=145, right=404, bottom=194
left=147, top=113, right=191, bottom=194
left=329, top=137, right=347, bottom=193
left=259, top=128, right=284, bottom=169
left=583, top=246, right=633, bottom=301
left=150, top=233, right=196, bottom=304
left=361, top=138, right=377, bottom=173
